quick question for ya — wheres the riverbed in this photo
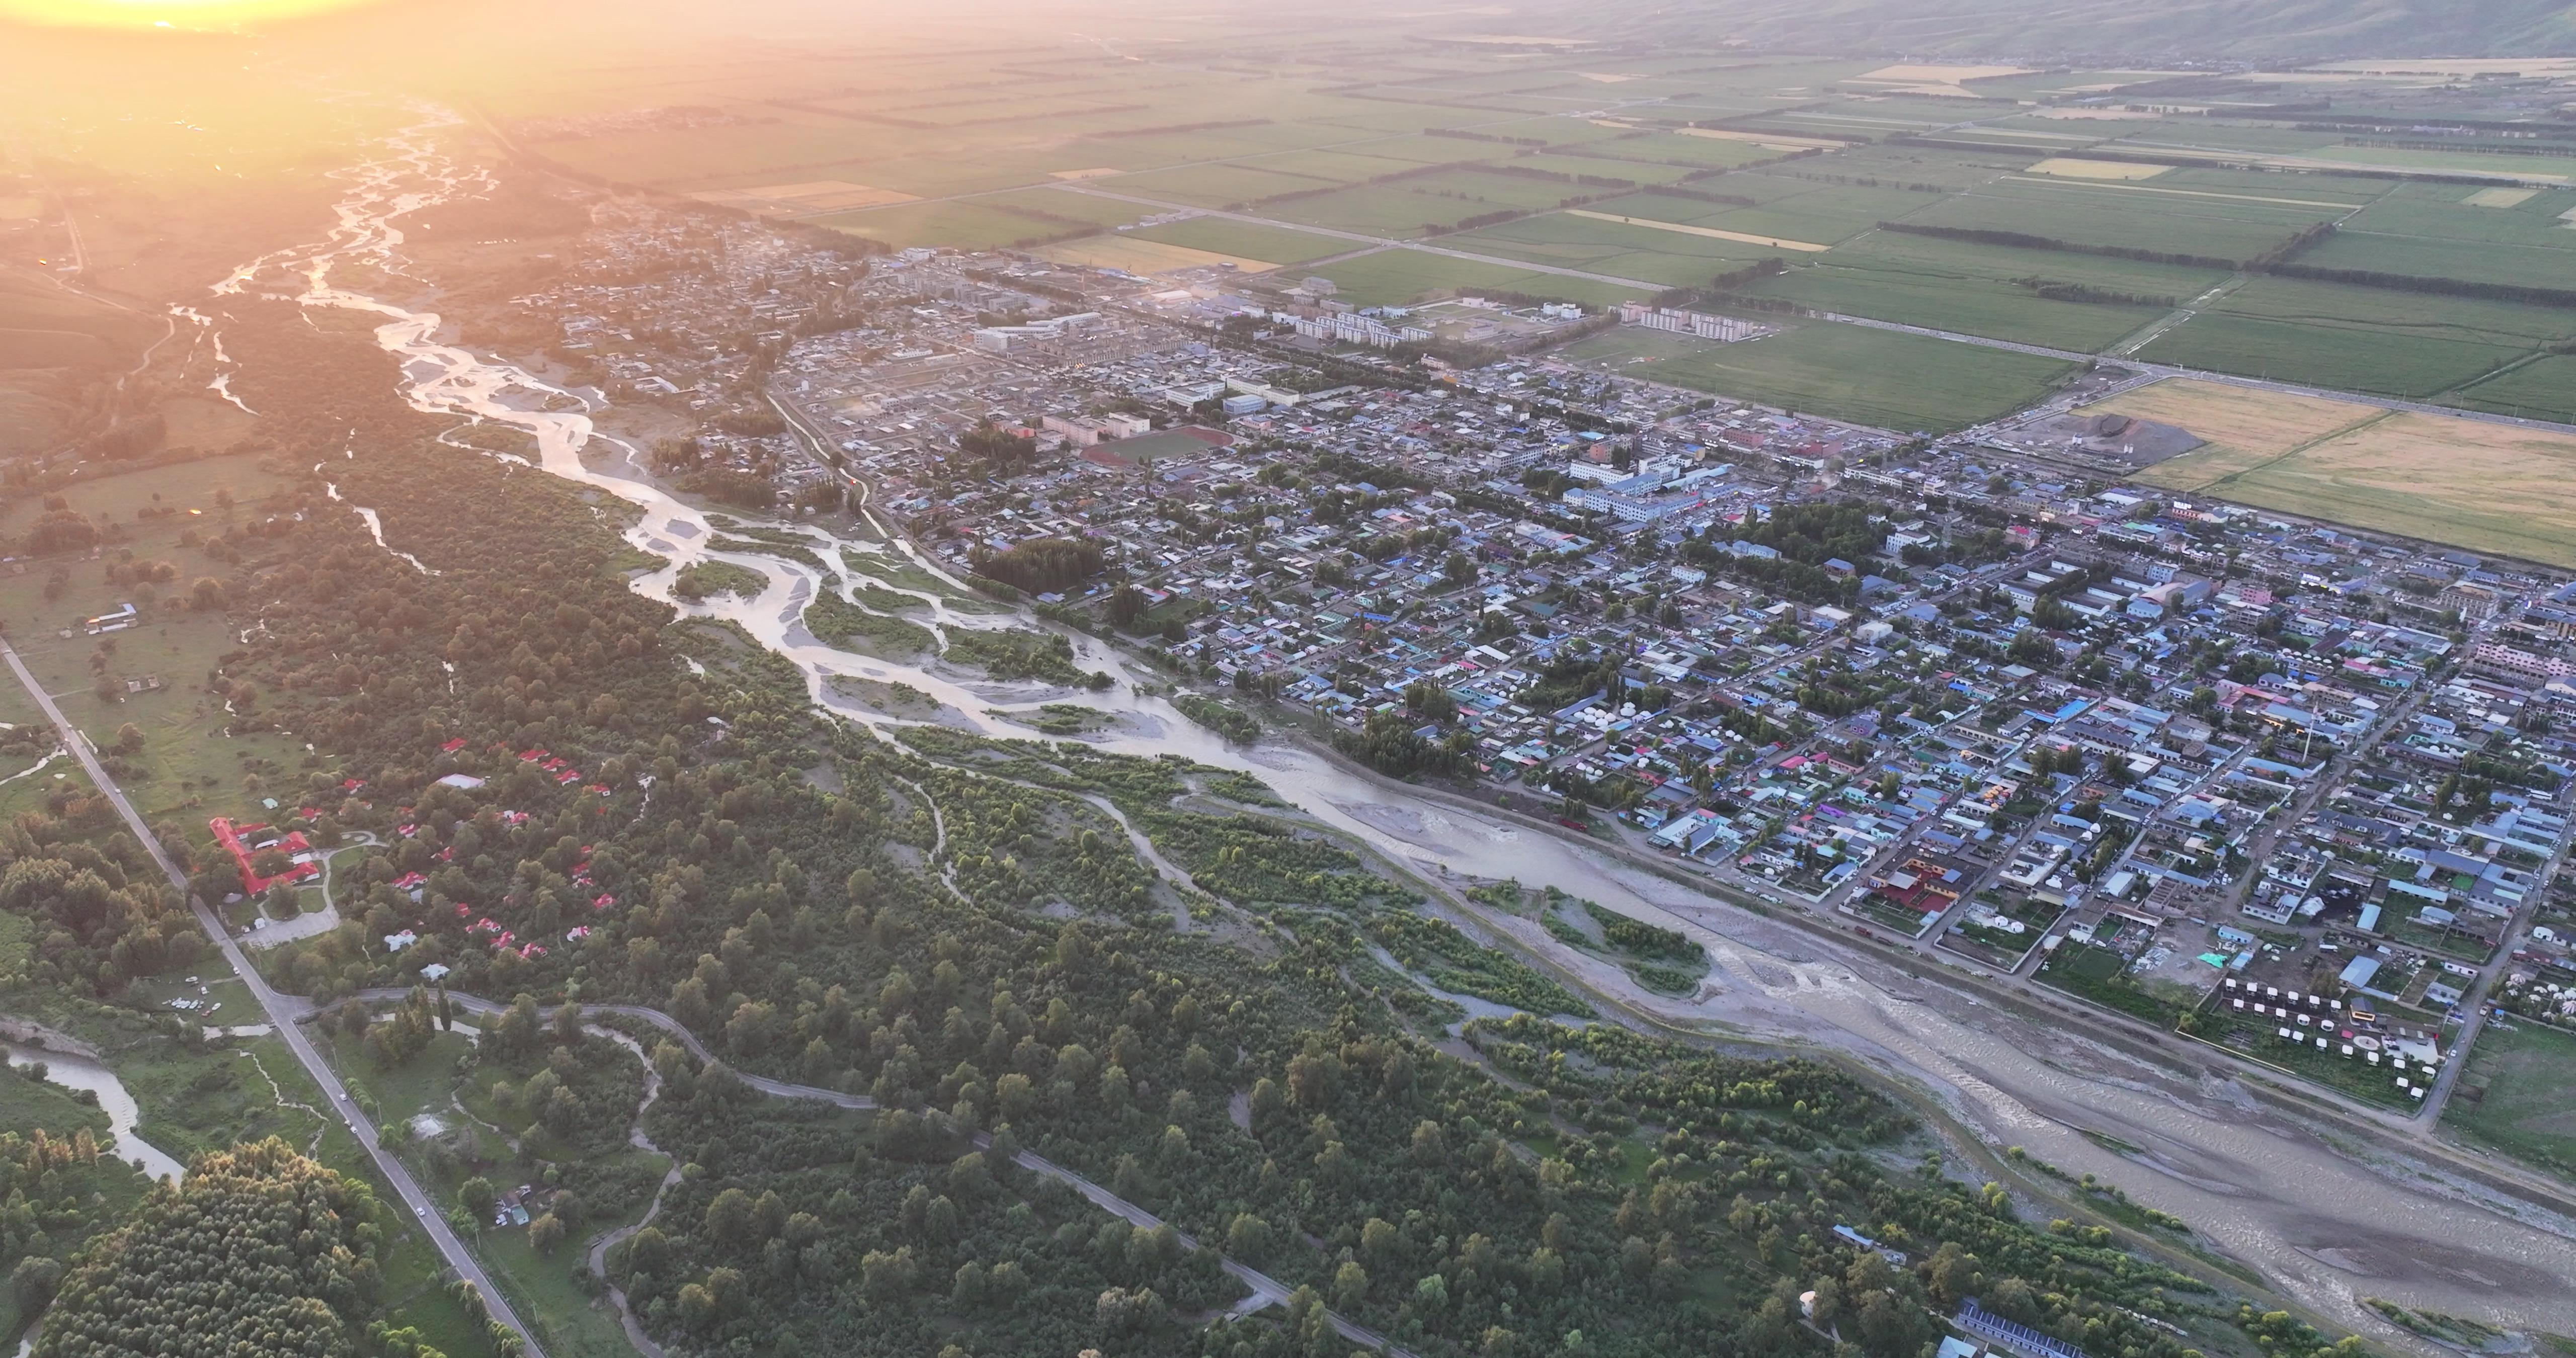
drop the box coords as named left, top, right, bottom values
left=202, top=110, right=2576, bottom=1351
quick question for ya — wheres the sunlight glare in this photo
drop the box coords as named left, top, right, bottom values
left=0, top=0, right=386, bottom=28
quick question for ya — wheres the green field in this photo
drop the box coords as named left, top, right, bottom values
left=1126, top=216, right=1352, bottom=266
left=1112, top=161, right=1348, bottom=209
left=1309, top=248, right=1648, bottom=309
left=2295, top=184, right=2576, bottom=291
left=0, top=454, right=325, bottom=847
left=1264, top=168, right=1590, bottom=238
left=0, top=271, right=163, bottom=372
left=814, top=197, right=1105, bottom=250
left=1562, top=322, right=2075, bottom=434
left=1904, top=176, right=2353, bottom=263
left=1737, top=229, right=2226, bottom=352
left=2448, top=354, right=2576, bottom=425
left=2446, top=1021, right=2576, bottom=1179
left=2138, top=275, right=2572, bottom=398
left=1438, top=211, right=1783, bottom=288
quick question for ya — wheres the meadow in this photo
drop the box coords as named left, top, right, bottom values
left=2445, top=1021, right=2576, bottom=1180
left=1562, top=323, right=2076, bottom=434
left=0, top=453, right=324, bottom=852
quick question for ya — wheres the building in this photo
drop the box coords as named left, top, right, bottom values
left=1289, top=311, right=1433, bottom=350
left=1618, top=300, right=1770, bottom=343
left=1041, top=412, right=1152, bottom=447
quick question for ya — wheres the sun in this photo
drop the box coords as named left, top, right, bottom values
left=0, top=0, right=385, bottom=27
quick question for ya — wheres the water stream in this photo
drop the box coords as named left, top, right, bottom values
left=189, top=110, right=2576, bottom=1349
left=2, top=1042, right=186, bottom=1183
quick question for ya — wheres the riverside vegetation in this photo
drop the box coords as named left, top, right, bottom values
left=0, top=263, right=2374, bottom=1358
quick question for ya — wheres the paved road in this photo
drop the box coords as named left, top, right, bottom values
left=0, top=635, right=547, bottom=1358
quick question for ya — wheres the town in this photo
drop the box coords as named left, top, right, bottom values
left=479, top=187, right=2576, bottom=1134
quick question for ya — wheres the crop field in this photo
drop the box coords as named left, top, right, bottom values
left=2088, top=380, right=2380, bottom=468
left=2137, top=276, right=2574, bottom=398
left=1903, top=176, right=2353, bottom=262
left=2142, top=408, right=2576, bottom=567
left=1562, top=323, right=2075, bottom=434
left=2449, top=355, right=2576, bottom=425
left=1310, top=248, right=1647, bottom=309
left=1263, top=169, right=1592, bottom=237
left=1505, top=152, right=1702, bottom=187
left=1439, top=212, right=1781, bottom=286
left=812, top=198, right=1095, bottom=250
left=1744, top=258, right=2165, bottom=353
left=1124, top=216, right=1350, bottom=266
left=2295, top=184, right=2576, bottom=290
left=1103, top=161, right=1341, bottom=209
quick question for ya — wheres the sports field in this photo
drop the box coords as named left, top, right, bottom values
left=1563, top=323, right=2075, bottom=435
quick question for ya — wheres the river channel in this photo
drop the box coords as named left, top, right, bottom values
left=199, top=110, right=2576, bottom=1350
left=1, top=1042, right=186, bottom=1184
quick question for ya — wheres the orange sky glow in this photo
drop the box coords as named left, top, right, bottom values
left=0, top=0, right=383, bottom=27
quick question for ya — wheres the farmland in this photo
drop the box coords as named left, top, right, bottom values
left=474, top=25, right=2576, bottom=468
left=1311, top=248, right=1647, bottom=309
left=1124, top=216, right=1350, bottom=267
left=2137, top=276, right=2576, bottom=399
left=1562, top=322, right=2076, bottom=434
left=2136, top=405, right=2576, bottom=568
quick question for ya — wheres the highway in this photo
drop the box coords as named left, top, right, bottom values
left=0, top=635, right=548, bottom=1358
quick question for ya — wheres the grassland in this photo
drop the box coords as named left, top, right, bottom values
left=0, top=454, right=326, bottom=852
left=1562, top=323, right=2076, bottom=434
left=0, top=270, right=163, bottom=371
left=2445, top=1021, right=2576, bottom=1180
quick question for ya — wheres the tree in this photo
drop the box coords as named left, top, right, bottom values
left=527, top=1213, right=565, bottom=1254
left=33, top=1140, right=387, bottom=1358
left=459, top=1176, right=496, bottom=1222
